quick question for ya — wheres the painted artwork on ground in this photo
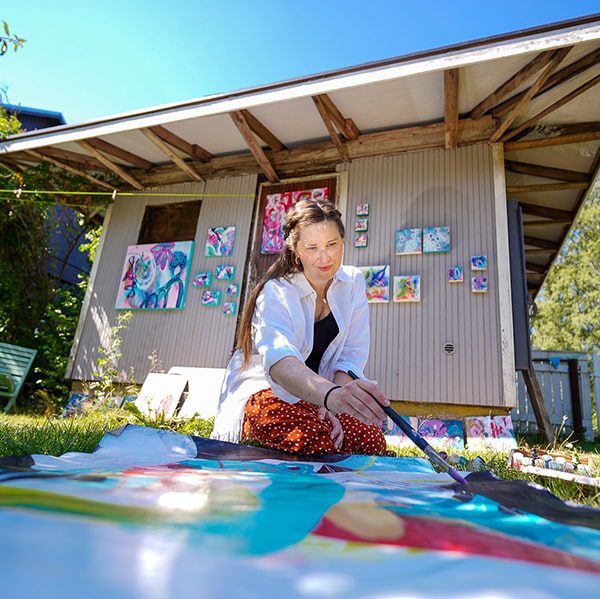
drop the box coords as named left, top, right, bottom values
left=472, top=276, right=488, bottom=293
left=223, top=302, right=237, bottom=316
left=448, top=266, right=464, bottom=283
left=261, top=188, right=329, bottom=254
left=395, top=228, right=422, bottom=255
left=205, top=227, right=236, bottom=257
left=226, top=284, right=238, bottom=296
left=116, top=241, right=193, bottom=310
left=356, top=201, right=369, bottom=216
left=193, top=272, right=212, bottom=287
left=215, top=264, right=235, bottom=280
left=355, top=218, right=369, bottom=232
left=465, top=416, right=518, bottom=451
left=423, top=226, right=451, bottom=253
left=393, top=275, right=421, bottom=302
left=359, top=265, right=390, bottom=303
left=201, top=290, right=221, bottom=306
left=471, top=255, right=488, bottom=270
left=354, top=233, right=368, bottom=248
left=418, top=418, right=465, bottom=450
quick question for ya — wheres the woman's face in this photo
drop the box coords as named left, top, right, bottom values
left=294, top=220, right=343, bottom=288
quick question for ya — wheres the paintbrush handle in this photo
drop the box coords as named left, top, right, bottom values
left=347, top=370, right=467, bottom=485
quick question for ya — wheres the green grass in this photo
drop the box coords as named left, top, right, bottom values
left=1, top=411, right=598, bottom=507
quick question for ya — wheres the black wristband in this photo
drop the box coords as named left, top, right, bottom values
left=323, top=385, right=341, bottom=412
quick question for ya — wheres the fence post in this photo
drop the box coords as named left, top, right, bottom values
left=567, top=359, right=585, bottom=441
left=593, top=353, right=600, bottom=440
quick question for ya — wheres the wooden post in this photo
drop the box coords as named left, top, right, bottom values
left=567, top=359, right=585, bottom=441
left=521, top=367, right=554, bottom=444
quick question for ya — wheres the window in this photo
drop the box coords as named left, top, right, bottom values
left=138, top=201, right=201, bottom=244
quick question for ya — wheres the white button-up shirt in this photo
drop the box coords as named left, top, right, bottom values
left=211, top=264, right=369, bottom=442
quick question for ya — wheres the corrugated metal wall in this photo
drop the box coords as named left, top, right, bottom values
left=70, top=175, right=258, bottom=381
left=339, top=144, right=505, bottom=407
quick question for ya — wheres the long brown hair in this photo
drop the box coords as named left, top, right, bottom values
left=237, top=199, right=345, bottom=366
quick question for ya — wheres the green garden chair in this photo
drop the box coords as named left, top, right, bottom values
left=0, top=342, right=37, bottom=414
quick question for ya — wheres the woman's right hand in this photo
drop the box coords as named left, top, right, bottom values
left=327, top=379, right=389, bottom=426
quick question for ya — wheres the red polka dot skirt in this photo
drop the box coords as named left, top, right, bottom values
left=242, top=388, right=387, bottom=456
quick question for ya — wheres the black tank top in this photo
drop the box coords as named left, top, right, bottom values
left=305, top=311, right=339, bottom=374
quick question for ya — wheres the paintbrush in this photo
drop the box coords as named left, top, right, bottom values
left=347, top=370, right=467, bottom=485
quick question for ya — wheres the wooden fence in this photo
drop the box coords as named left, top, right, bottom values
left=513, top=350, right=600, bottom=441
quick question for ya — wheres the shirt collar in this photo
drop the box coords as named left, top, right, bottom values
left=288, top=266, right=352, bottom=298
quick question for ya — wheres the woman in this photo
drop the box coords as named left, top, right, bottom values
left=211, top=199, right=389, bottom=455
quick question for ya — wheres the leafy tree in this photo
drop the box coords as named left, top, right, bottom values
left=0, top=20, right=26, bottom=55
left=531, top=186, right=600, bottom=353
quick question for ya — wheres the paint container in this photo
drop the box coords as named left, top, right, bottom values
left=511, top=452, right=523, bottom=468
left=470, top=456, right=486, bottom=471
left=555, top=457, right=566, bottom=472
left=457, top=456, right=469, bottom=470
left=447, top=454, right=459, bottom=466
left=535, top=458, right=546, bottom=468
left=548, top=460, right=558, bottom=470
left=542, top=454, right=552, bottom=467
left=438, top=451, right=448, bottom=460
left=577, top=464, right=592, bottom=477
left=564, top=462, right=575, bottom=474
left=522, top=456, right=532, bottom=467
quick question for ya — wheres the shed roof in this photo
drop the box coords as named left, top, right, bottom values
left=1, top=14, right=599, bottom=296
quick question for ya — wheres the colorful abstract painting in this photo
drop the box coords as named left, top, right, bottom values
left=382, top=415, right=419, bottom=447
left=261, top=188, right=329, bottom=254
left=359, top=265, right=390, bottom=303
left=418, top=418, right=465, bottom=450
left=354, top=233, right=368, bottom=248
left=472, top=276, right=488, bottom=293
left=116, top=241, right=193, bottom=310
left=448, top=266, right=464, bottom=283
left=215, top=264, right=235, bottom=280
left=423, top=226, right=451, bottom=253
left=223, top=302, right=237, bottom=316
left=201, top=290, right=221, bottom=306
left=356, top=201, right=369, bottom=216
left=355, top=218, right=368, bottom=232
left=205, top=227, right=236, bottom=257
left=395, top=228, right=422, bottom=255
left=465, top=416, right=518, bottom=451
left=226, top=283, right=238, bottom=296
left=393, top=275, right=421, bottom=302
left=471, top=255, right=488, bottom=271
left=192, top=272, right=212, bottom=287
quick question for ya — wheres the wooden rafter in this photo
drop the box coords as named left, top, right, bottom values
left=506, top=160, right=589, bottom=182
left=519, top=202, right=574, bottom=220
left=524, top=235, right=559, bottom=250
left=526, top=261, right=547, bottom=274
left=29, top=146, right=109, bottom=172
left=523, top=218, right=572, bottom=227
left=490, top=47, right=572, bottom=142
left=77, top=140, right=144, bottom=190
left=444, top=69, right=459, bottom=149
left=525, top=247, right=557, bottom=255
left=229, top=110, right=279, bottom=183
left=492, top=47, right=600, bottom=119
left=507, top=182, right=588, bottom=194
left=504, top=129, right=600, bottom=151
left=239, top=109, right=286, bottom=152
left=86, top=138, right=154, bottom=170
left=141, top=128, right=203, bottom=182
left=312, top=95, right=349, bottom=161
left=502, top=72, right=600, bottom=142
left=26, top=149, right=117, bottom=191
left=148, top=125, right=213, bottom=162
left=470, top=50, right=558, bottom=119
left=314, top=94, right=360, bottom=140
left=0, top=157, right=24, bottom=173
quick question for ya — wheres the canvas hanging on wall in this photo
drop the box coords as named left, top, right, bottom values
left=215, top=264, right=235, bottom=280
left=393, top=275, right=421, bottom=302
left=359, top=265, right=390, bottom=303
left=192, top=272, right=212, bottom=287
left=205, top=227, right=236, bottom=257
left=261, top=188, right=329, bottom=254
left=223, top=302, right=237, bottom=316
left=448, top=266, right=464, bottom=283
left=471, top=276, right=488, bottom=293
left=471, top=255, right=487, bottom=271
left=116, top=241, right=193, bottom=310
left=201, top=290, right=222, bottom=306
left=226, top=283, right=239, bottom=296
left=355, top=218, right=369, bottom=232
left=354, top=233, right=368, bottom=248
left=423, top=226, right=451, bottom=254
left=396, top=228, right=422, bottom=255
left=356, top=201, right=369, bottom=216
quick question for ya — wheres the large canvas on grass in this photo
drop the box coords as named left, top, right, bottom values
left=116, top=241, right=193, bottom=310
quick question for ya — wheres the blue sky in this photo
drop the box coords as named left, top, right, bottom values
left=1, top=1, right=599, bottom=124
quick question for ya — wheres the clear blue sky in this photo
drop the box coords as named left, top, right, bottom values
left=1, top=1, right=599, bottom=124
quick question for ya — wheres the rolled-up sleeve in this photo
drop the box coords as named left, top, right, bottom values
left=252, top=281, right=304, bottom=376
left=333, top=273, right=370, bottom=378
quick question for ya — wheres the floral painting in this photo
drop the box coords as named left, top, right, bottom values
left=116, top=241, right=193, bottom=310
left=226, top=284, right=238, bottom=296
left=471, top=276, right=488, bottom=293
left=215, top=264, right=235, bottom=280
left=354, top=233, right=368, bottom=248
left=418, top=418, right=464, bottom=451
left=448, top=266, right=463, bottom=283
left=201, top=290, right=222, bottom=306
left=205, top=227, right=236, bottom=257
left=395, top=228, right=422, bottom=255
left=423, top=226, right=451, bottom=254
left=359, top=265, right=390, bottom=303
left=261, top=188, right=329, bottom=254
left=355, top=218, right=368, bottom=232
left=193, top=272, right=212, bottom=287
left=356, top=201, right=369, bottom=216
left=393, top=275, right=421, bottom=302
left=465, top=416, right=517, bottom=451
left=223, top=302, right=237, bottom=316
left=471, top=255, right=487, bottom=271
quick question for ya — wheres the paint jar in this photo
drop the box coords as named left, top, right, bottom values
left=511, top=452, right=523, bottom=468
left=564, top=462, right=575, bottom=474
left=555, top=457, right=566, bottom=472
left=457, top=456, right=469, bottom=470
left=522, top=456, right=532, bottom=467
left=447, top=454, right=459, bottom=466
left=577, top=464, right=592, bottom=477
left=542, top=454, right=552, bottom=467
left=548, top=460, right=558, bottom=470
left=438, top=451, right=448, bottom=460
left=535, top=458, right=546, bottom=468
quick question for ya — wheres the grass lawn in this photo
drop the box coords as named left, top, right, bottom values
left=1, top=411, right=598, bottom=507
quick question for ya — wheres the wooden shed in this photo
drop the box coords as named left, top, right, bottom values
left=1, top=15, right=599, bottom=428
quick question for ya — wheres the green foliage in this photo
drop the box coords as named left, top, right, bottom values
left=0, top=20, right=26, bottom=55
left=531, top=188, right=600, bottom=353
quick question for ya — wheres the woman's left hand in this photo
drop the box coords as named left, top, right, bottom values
left=318, top=407, right=344, bottom=450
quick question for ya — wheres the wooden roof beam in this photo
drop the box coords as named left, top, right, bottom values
left=26, top=150, right=117, bottom=191
left=314, top=94, right=360, bottom=140
left=24, top=146, right=109, bottom=172
left=76, top=140, right=144, bottom=190
left=239, top=109, right=286, bottom=152
left=506, top=160, right=589, bottom=182
left=519, top=202, right=574, bottom=220
left=507, top=182, right=589, bottom=194
left=504, top=128, right=600, bottom=151
left=86, top=138, right=154, bottom=170
left=444, top=69, right=459, bottom=149
left=524, top=235, right=559, bottom=250
left=312, top=95, right=349, bottom=161
left=230, top=110, right=279, bottom=183
left=525, top=248, right=558, bottom=255
left=141, top=128, right=203, bottom=183
left=523, top=218, right=573, bottom=227
left=490, top=47, right=572, bottom=143
left=148, top=125, right=213, bottom=162
left=526, top=261, right=548, bottom=274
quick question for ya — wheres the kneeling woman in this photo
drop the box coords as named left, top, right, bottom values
left=212, top=199, right=389, bottom=455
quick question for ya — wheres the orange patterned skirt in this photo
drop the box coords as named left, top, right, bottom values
left=242, top=388, right=387, bottom=456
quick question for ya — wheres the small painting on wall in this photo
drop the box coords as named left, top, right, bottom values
left=418, top=418, right=464, bottom=451
left=423, top=226, right=451, bottom=254
left=471, top=255, right=487, bottom=271
left=354, top=233, right=368, bottom=248
left=359, top=265, right=390, bottom=303
left=356, top=202, right=369, bottom=216
left=393, top=275, right=421, bottom=302
left=355, top=218, right=369, bottom=232
left=205, top=227, right=236, bottom=257
left=215, top=264, right=235, bottom=280
left=395, top=228, right=422, bottom=255
left=226, top=283, right=238, bottom=296
left=193, top=272, right=212, bottom=287
left=448, top=266, right=463, bottom=283
left=201, top=290, right=222, bottom=306
left=223, top=302, right=237, bottom=316
left=471, top=276, right=488, bottom=293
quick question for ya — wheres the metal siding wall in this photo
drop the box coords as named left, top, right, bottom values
left=70, top=175, right=257, bottom=381
left=339, top=144, right=505, bottom=407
